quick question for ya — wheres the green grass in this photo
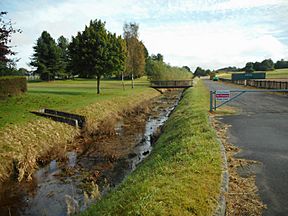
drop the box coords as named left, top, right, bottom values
left=81, top=80, right=222, bottom=216
left=0, top=78, right=159, bottom=181
left=0, top=78, right=150, bottom=128
left=266, top=68, right=288, bottom=79
left=217, top=68, right=288, bottom=79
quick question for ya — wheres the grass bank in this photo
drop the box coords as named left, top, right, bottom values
left=81, top=80, right=222, bottom=215
left=0, top=78, right=158, bottom=182
left=0, top=78, right=149, bottom=128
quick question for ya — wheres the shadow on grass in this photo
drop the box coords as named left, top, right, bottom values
left=29, top=90, right=86, bottom=96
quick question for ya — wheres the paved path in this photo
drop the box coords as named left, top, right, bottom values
left=204, top=80, right=288, bottom=216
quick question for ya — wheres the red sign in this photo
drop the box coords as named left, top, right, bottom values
left=216, top=90, right=230, bottom=101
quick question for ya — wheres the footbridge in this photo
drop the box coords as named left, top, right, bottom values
left=150, top=80, right=193, bottom=90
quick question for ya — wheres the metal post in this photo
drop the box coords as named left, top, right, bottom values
left=214, top=91, right=217, bottom=111
left=210, top=91, right=213, bottom=112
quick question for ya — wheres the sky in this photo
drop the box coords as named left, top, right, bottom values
left=1, top=0, right=288, bottom=71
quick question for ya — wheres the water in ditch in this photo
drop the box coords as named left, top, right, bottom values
left=0, top=90, right=183, bottom=216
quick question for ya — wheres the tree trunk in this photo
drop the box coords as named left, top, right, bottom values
left=97, top=75, right=100, bottom=94
left=131, top=72, right=134, bottom=89
left=122, top=71, right=125, bottom=90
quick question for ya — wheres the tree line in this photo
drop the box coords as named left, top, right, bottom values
left=194, top=58, right=288, bottom=77
left=29, top=20, right=192, bottom=93
left=28, top=20, right=149, bottom=93
left=217, top=58, right=288, bottom=74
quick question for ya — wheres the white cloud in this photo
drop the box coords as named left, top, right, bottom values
left=142, top=21, right=288, bottom=70
left=5, top=0, right=288, bottom=70
left=212, top=0, right=283, bottom=11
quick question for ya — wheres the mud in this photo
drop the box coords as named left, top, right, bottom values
left=0, top=90, right=182, bottom=216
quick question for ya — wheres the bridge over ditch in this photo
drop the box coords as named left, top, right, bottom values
left=150, top=80, right=193, bottom=90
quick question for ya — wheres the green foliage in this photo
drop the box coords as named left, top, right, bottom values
left=0, top=78, right=153, bottom=129
left=194, top=66, right=211, bottom=77
left=30, top=31, right=61, bottom=81
left=182, top=65, right=191, bottom=72
left=57, top=35, right=70, bottom=79
left=147, top=59, right=192, bottom=81
left=151, top=53, right=164, bottom=62
left=0, top=76, right=27, bottom=97
left=69, top=20, right=126, bottom=94
left=0, top=12, right=21, bottom=63
left=81, top=81, right=222, bottom=215
left=244, top=62, right=255, bottom=73
left=253, top=59, right=274, bottom=71
left=275, top=59, right=288, bottom=69
left=123, top=22, right=146, bottom=79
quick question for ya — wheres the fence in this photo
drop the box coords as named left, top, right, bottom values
left=219, top=78, right=288, bottom=90
left=233, top=80, right=288, bottom=89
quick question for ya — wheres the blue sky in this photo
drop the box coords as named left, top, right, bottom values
left=1, top=0, right=288, bottom=71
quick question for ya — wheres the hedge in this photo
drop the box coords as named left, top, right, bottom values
left=0, top=76, right=27, bottom=97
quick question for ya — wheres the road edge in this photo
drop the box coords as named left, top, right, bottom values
left=210, top=116, right=229, bottom=216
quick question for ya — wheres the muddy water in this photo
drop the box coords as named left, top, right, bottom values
left=0, top=90, right=183, bottom=216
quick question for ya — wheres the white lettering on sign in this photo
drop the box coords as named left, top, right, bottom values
left=216, top=90, right=230, bottom=101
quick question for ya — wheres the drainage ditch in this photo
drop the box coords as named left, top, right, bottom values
left=0, top=90, right=183, bottom=216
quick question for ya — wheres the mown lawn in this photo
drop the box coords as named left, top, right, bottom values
left=81, top=80, right=222, bottom=216
left=0, top=78, right=150, bottom=128
left=0, top=77, right=159, bottom=182
left=266, top=68, right=288, bottom=79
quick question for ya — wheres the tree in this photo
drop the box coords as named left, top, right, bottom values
left=57, top=35, right=70, bottom=78
left=182, top=66, right=191, bottom=72
left=275, top=59, right=288, bottom=69
left=0, top=11, right=21, bottom=74
left=244, top=62, right=254, bottom=73
left=69, top=19, right=126, bottom=94
left=261, top=59, right=274, bottom=71
left=30, top=31, right=61, bottom=81
left=194, top=67, right=209, bottom=77
left=123, top=22, right=145, bottom=88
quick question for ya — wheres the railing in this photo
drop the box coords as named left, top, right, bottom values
left=150, top=80, right=193, bottom=88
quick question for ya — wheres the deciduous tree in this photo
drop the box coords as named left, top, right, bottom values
left=69, top=19, right=126, bottom=94
left=123, top=22, right=145, bottom=88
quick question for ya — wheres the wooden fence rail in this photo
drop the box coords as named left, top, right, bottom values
left=233, top=80, right=288, bottom=89
left=218, top=78, right=288, bottom=90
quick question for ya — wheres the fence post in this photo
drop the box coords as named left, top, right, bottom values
left=210, top=91, right=213, bottom=112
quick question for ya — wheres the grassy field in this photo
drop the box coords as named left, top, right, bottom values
left=81, top=80, right=222, bottom=216
left=0, top=78, right=149, bottom=129
left=0, top=78, right=159, bottom=182
left=217, top=68, right=288, bottom=79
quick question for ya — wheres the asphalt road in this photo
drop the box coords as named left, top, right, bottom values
left=204, top=80, right=288, bottom=216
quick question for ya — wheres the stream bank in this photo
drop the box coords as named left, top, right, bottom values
left=0, top=90, right=183, bottom=216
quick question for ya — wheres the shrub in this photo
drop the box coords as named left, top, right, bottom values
left=0, top=76, right=27, bottom=97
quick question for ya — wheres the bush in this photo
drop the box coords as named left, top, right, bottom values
left=0, top=76, right=27, bottom=97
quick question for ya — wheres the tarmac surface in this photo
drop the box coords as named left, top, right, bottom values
left=204, top=80, right=288, bottom=216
